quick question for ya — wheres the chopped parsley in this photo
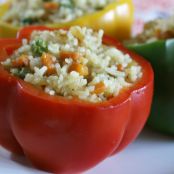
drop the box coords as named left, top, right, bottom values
left=31, top=39, right=48, bottom=56
left=12, top=67, right=30, bottom=79
left=21, top=18, right=39, bottom=25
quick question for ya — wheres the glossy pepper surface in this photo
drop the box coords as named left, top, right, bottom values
left=127, top=39, right=174, bottom=135
left=0, top=0, right=134, bottom=40
left=0, top=26, right=153, bottom=173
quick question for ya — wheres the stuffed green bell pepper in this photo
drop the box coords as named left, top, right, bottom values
left=126, top=16, right=174, bottom=135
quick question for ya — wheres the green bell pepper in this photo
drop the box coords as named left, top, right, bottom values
left=127, top=39, right=174, bottom=135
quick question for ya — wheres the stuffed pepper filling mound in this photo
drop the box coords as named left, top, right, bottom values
left=2, top=0, right=115, bottom=26
left=1, top=26, right=142, bottom=102
left=126, top=15, right=174, bottom=44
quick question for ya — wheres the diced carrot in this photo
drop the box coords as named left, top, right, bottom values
left=12, top=54, right=29, bottom=67
left=69, top=63, right=89, bottom=76
left=41, top=53, right=56, bottom=75
left=107, top=94, right=113, bottom=100
left=44, top=2, right=59, bottom=10
left=155, top=29, right=161, bottom=39
left=117, top=64, right=124, bottom=71
left=93, top=82, right=106, bottom=94
left=59, top=51, right=80, bottom=61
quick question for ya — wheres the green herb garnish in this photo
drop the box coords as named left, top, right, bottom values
left=12, top=67, right=30, bottom=79
left=31, top=39, right=48, bottom=56
left=21, top=18, right=39, bottom=25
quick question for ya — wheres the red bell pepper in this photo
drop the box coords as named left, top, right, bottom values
left=0, top=26, right=154, bottom=173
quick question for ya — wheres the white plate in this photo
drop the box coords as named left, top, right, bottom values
left=0, top=128, right=174, bottom=174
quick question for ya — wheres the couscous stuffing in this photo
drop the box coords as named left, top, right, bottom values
left=1, top=26, right=142, bottom=102
left=2, top=0, right=115, bottom=26
left=126, top=15, right=174, bottom=44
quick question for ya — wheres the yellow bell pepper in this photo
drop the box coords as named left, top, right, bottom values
left=0, top=0, right=134, bottom=40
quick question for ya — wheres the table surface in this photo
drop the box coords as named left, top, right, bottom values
left=0, top=127, right=174, bottom=174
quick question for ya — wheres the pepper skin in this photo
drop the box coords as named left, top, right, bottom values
left=0, top=0, right=134, bottom=40
left=0, top=26, right=153, bottom=173
left=127, top=39, right=174, bottom=135
left=0, top=40, right=23, bottom=154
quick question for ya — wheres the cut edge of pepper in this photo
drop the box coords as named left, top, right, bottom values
left=0, top=27, right=153, bottom=108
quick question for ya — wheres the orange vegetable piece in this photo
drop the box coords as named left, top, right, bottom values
left=12, top=54, right=29, bottom=67
left=44, top=2, right=59, bottom=10
left=69, top=63, right=89, bottom=76
left=117, top=64, right=124, bottom=71
left=93, top=82, right=106, bottom=94
left=60, top=51, right=80, bottom=61
left=41, top=53, right=56, bottom=75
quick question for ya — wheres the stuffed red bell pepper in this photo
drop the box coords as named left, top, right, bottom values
left=0, top=26, right=153, bottom=173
